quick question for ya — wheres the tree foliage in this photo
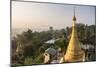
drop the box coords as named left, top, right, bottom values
left=12, top=24, right=96, bottom=65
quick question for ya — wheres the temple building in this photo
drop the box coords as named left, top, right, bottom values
left=60, top=8, right=85, bottom=63
left=44, top=47, right=58, bottom=63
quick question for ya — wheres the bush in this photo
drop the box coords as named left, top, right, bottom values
left=34, top=54, right=44, bottom=64
left=24, top=57, right=33, bottom=65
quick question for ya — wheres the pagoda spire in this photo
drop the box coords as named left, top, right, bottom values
left=16, top=43, right=24, bottom=55
left=60, top=7, right=85, bottom=62
left=73, top=6, right=76, bottom=21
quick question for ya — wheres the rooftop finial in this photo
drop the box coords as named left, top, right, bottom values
left=74, top=6, right=75, bottom=16
left=73, top=6, right=76, bottom=21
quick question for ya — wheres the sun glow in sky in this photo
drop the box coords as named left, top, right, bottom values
left=12, top=1, right=96, bottom=31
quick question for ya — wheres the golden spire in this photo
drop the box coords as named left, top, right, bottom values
left=63, top=7, right=85, bottom=62
left=73, top=6, right=76, bottom=21
left=16, top=43, right=24, bottom=55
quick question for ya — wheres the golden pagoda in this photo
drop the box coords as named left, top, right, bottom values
left=62, top=8, right=85, bottom=63
left=16, top=43, right=24, bottom=55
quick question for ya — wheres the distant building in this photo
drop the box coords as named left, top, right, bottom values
left=45, top=39, right=59, bottom=44
left=43, top=47, right=58, bottom=63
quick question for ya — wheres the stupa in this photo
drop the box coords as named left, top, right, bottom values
left=60, top=7, right=85, bottom=63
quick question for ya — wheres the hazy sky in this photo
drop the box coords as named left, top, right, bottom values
left=12, top=1, right=95, bottom=31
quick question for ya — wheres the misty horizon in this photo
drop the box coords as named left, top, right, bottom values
left=12, top=1, right=95, bottom=28
left=12, top=1, right=96, bottom=37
